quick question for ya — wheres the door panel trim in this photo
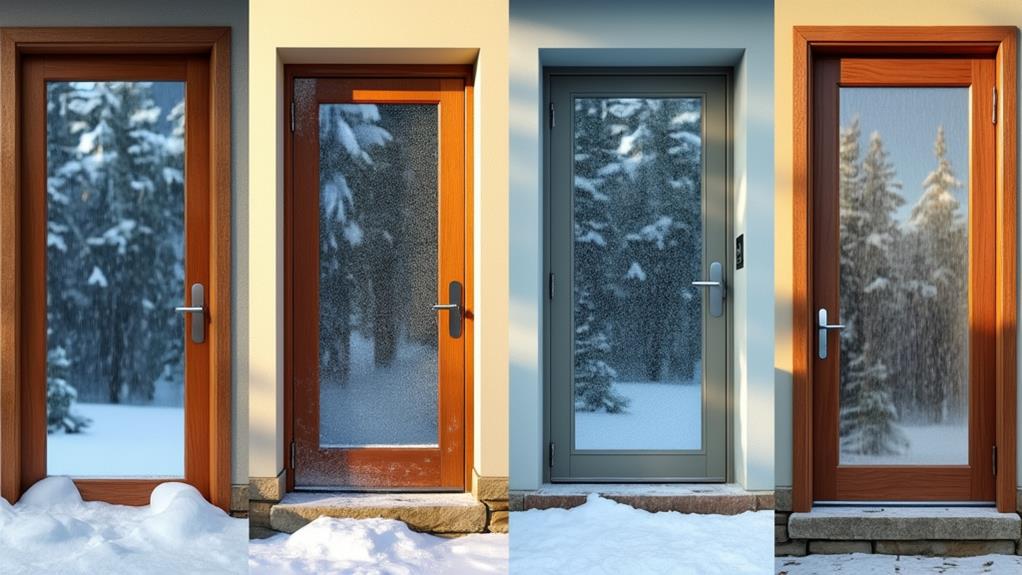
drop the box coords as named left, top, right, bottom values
left=791, top=26, right=1016, bottom=513
left=0, top=27, right=232, bottom=510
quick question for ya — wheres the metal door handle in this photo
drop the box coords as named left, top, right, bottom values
left=817, top=307, right=845, bottom=359
left=432, top=281, right=463, bottom=339
left=174, top=283, right=205, bottom=344
left=692, top=261, right=725, bottom=317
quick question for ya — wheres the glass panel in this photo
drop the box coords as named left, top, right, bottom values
left=838, top=88, right=970, bottom=465
left=317, top=103, right=439, bottom=448
left=572, top=97, right=704, bottom=451
left=46, top=82, right=186, bottom=477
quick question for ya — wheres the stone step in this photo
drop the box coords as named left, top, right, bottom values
left=270, top=491, right=487, bottom=534
left=516, top=483, right=772, bottom=515
left=788, top=506, right=1021, bottom=541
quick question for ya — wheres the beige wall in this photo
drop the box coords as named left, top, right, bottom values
left=248, top=0, right=509, bottom=481
left=774, top=0, right=1022, bottom=487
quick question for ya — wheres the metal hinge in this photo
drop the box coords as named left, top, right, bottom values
left=549, top=102, right=556, bottom=129
left=993, top=87, right=997, bottom=125
left=548, top=442, right=555, bottom=467
left=290, top=100, right=296, bottom=132
left=992, top=445, right=997, bottom=476
left=290, top=441, right=296, bottom=469
left=548, top=272, right=555, bottom=299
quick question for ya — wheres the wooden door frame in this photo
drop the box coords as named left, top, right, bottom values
left=791, top=26, right=1017, bottom=513
left=282, top=64, right=474, bottom=493
left=0, top=27, right=232, bottom=510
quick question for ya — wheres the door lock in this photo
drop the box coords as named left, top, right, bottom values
left=432, top=280, right=463, bottom=339
left=817, top=307, right=845, bottom=359
left=692, top=261, right=726, bottom=317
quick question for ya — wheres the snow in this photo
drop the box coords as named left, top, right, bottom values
left=0, top=477, right=246, bottom=575
left=777, top=553, right=1022, bottom=574
left=86, top=266, right=107, bottom=288
left=47, top=403, right=183, bottom=477
left=248, top=517, right=507, bottom=575
left=841, top=422, right=967, bottom=465
left=625, top=262, right=647, bottom=281
left=511, top=494, right=771, bottom=575
left=575, top=381, right=701, bottom=450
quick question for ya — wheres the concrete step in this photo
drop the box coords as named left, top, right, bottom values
left=788, top=506, right=1021, bottom=541
left=516, top=483, right=773, bottom=515
left=269, top=491, right=487, bottom=534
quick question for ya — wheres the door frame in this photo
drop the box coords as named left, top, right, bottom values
left=0, top=27, right=232, bottom=510
left=791, top=26, right=1017, bottom=513
left=282, top=64, right=475, bottom=493
left=542, top=67, right=734, bottom=484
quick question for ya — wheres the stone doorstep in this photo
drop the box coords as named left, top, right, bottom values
left=519, top=483, right=770, bottom=515
left=788, top=507, right=1022, bottom=541
left=269, top=492, right=488, bottom=535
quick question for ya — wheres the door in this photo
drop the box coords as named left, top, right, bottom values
left=547, top=73, right=729, bottom=482
left=289, top=75, right=467, bottom=490
left=811, top=56, right=996, bottom=502
left=18, top=53, right=221, bottom=503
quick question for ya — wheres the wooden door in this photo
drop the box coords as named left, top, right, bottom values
left=289, top=76, right=467, bottom=490
left=811, top=56, right=997, bottom=502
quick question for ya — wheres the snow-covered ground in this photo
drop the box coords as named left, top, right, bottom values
left=511, top=494, right=771, bottom=574
left=777, top=553, right=1022, bottom=574
left=0, top=477, right=246, bottom=575
left=575, top=381, right=701, bottom=450
left=319, top=334, right=439, bottom=447
left=248, top=517, right=508, bottom=574
left=47, top=402, right=184, bottom=477
left=840, top=422, right=967, bottom=465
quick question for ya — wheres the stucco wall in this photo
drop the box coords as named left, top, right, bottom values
left=773, top=0, right=1022, bottom=489
left=508, top=0, right=775, bottom=491
left=0, top=0, right=249, bottom=486
left=247, top=0, right=510, bottom=482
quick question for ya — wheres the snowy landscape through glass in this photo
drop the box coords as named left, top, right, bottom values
left=572, top=97, right=704, bottom=451
left=837, top=88, right=970, bottom=465
left=46, top=81, right=186, bottom=477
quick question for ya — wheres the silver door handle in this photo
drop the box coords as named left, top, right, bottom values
left=431, top=304, right=459, bottom=311
left=692, top=261, right=725, bottom=317
left=174, top=283, right=205, bottom=344
left=817, top=307, right=845, bottom=359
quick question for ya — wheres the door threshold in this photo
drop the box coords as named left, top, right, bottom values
left=514, top=483, right=771, bottom=515
left=788, top=505, right=1021, bottom=541
left=270, top=491, right=486, bottom=535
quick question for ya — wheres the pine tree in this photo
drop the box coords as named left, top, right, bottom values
left=838, top=123, right=909, bottom=456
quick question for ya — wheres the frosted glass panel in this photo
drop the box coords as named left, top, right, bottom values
left=572, top=97, right=704, bottom=451
left=318, top=103, right=439, bottom=448
left=46, top=82, right=186, bottom=477
left=838, top=88, right=970, bottom=465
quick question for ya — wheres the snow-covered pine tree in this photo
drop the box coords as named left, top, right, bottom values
left=573, top=98, right=628, bottom=412
left=900, top=126, right=968, bottom=423
left=838, top=122, right=909, bottom=456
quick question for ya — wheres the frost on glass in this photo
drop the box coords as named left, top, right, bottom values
left=572, top=97, right=704, bottom=451
left=46, top=82, right=186, bottom=477
left=838, top=88, right=970, bottom=465
left=318, top=103, right=440, bottom=448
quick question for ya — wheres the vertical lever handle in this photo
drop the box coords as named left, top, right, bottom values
left=431, top=281, right=463, bottom=339
left=691, top=261, right=726, bottom=318
left=174, top=283, right=205, bottom=344
left=817, top=307, right=845, bottom=359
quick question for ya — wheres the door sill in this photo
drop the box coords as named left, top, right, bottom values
left=270, top=491, right=486, bottom=534
left=788, top=505, right=1021, bottom=541
left=515, top=482, right=770, bottom=515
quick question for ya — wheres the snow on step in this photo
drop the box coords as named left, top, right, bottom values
left=777, top=553, right=1022, bottom=574
left=270, top=492, right=488, bottom=534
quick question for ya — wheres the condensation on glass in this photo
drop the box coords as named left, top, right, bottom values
left=45, top=81, right=186, bottom=477
left=317, top=103, right=440, bottom=448
left=838, top=88, right=970, bottom=465
left=571, top=97, right=704, bottom=451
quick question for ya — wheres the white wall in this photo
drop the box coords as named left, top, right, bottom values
left=509, top=0, right=775, bottom=491
left=0, top=0, right=249, bottom=486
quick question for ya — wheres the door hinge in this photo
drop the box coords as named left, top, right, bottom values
left=290, top=441, right=296, bottom=469
left=548, top=272, right=555, bottom=299
left=548, top=442, right=555, bottom=467
left=993, top=87, right=997, bottom=125
left=992, top=445, right=997, bottom=476
left=549, top=102, right=556, bottom=129
left=290, top=100, right=296, bottom=133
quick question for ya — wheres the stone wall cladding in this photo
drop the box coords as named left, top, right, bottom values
left=475, top=474, right=509, bottom=533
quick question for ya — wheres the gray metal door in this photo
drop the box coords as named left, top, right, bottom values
left=547, top=73, right=729, bottom=482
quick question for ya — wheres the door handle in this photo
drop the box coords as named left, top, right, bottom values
left=432, top=281, right=463, bottom=339
left=817, top=307, right=845, bottom=359
left=174, top=283, right=205, bottom=344
left=692, top=261, right=725, bottom=318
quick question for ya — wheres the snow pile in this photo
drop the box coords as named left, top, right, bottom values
left=248, top=517, right=508, bottom=574
left=0, top=477, right=246, bottom=575
left=777, top=553, right=1022, bottom=574
left=511, top=494, right=771, bottom=574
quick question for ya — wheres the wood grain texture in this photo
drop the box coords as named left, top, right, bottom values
left=0, top=29, right=20, bottom=505
left=839, top=59, right=972, bottom=86
left=75, top=479, right=179, bottom=506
